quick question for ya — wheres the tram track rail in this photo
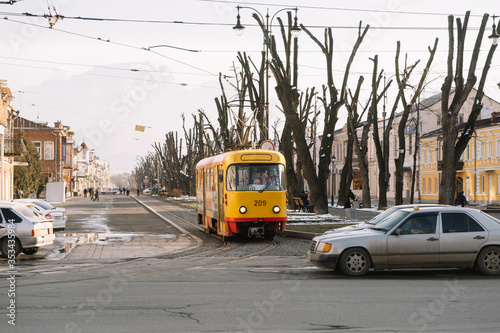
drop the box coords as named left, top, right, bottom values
left=132, top=195, right=279, bottom=262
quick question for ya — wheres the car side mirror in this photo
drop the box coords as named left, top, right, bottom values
left=394, top=228, right=403, bottom=236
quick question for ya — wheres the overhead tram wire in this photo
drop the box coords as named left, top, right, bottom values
left=1, top=17, right=219, bottom=77
left=0, top=11, right=483, bottom=31
left=0, top=60, right=221, bottom=89
left=0, top=55, right=212, bottom=75
left=197, top=0, right=486, bottom=18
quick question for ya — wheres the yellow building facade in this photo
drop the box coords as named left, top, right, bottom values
left=420, top=114, right=500, bottom=204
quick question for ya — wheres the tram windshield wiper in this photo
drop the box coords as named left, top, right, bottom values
left=258, top=175, right=277, bottom=193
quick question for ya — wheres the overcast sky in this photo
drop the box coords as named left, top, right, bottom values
left=1, top=0, right=498, bottom=174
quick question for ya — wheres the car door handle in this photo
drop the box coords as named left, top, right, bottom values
left=473, top=235, right=486, bottom=240
left=426, top=237, right=439, bottom=242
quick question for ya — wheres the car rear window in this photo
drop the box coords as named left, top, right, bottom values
left=33, top=201, right=54, bottom=210
left=478, top=211, right=500, bottom=226
left=12, top=206, right=44, bottom=223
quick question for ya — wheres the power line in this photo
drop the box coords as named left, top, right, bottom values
left=198, top=0, right=486, bottom=18
left=2, top=17, right=219, bottom=77
left=0, top=60, right=220, bottom=89
left=0, top=55, right=213, bottom=76
left=0, top=9, right=485, bottom=31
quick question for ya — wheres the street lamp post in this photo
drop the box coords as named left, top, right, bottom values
left=331, top=155, right=336, bottom=205
left=233, top=5, right=301, bottom=140
left=488, top=15, right=500, bottom=45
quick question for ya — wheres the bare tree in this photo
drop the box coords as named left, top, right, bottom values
left=369, top=59, right=395, bottom=210
left=394, top=38, right=438, bottom=204
left=274, top=22, right=369, bottom=214
left=439, top=12, right=497, bottom=204
left=345, top=76, right=372, bottom=208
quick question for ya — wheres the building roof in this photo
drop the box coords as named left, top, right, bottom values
left=13, top=117, right=51, bottom=129
left=421, top=115, right=500, bottom=139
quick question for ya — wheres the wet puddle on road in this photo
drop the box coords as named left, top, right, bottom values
left=46, top=232, right=178, bottom=260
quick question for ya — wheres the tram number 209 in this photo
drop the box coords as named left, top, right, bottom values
left=254, top=200, right=267, bottom=206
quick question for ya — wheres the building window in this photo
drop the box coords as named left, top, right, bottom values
left=496, top=139, right=500, bottom=157
left=422, top=178, right=426, bottom=193
left=33, top=141, right=41, bottom=159
left=44, top=141, right=54, bottom=160
left=465, top=143, right=470, bottom=160
left=428, top=178, right=432, bottom=193
left=488, top=141, right=493, bottom=158
left=480, top=141, right=485, bottom=159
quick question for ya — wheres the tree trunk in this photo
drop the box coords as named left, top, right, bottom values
left=439, top=13, right=496, bottom=204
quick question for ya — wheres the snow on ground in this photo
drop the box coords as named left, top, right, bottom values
left=286, top=211, right=360, bottom=225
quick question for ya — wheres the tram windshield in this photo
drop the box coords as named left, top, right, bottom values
left=226, top=163, right=286, bottom=191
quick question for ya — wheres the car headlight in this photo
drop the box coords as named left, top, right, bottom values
left=273, top=205, right=281, bottom=213
left=317, top=242, right=332, bottom=253
left=239, top=206, right=247, bottom=214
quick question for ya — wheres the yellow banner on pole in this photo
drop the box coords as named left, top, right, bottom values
left=135, top=125, right=146, bottom=132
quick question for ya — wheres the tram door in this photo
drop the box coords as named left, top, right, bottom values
left=217, top=166, right=227, bottom=235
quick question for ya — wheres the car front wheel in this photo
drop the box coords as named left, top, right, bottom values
left=477, top=246, right=500, bottom=276
left=339, top=248, right=371, bottom=276
left=0, top=237, right=21, bottom=258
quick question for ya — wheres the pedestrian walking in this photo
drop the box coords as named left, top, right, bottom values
left=126, top=189, right=130, bottom=196
left=94, top=189, right=100, bottom=201
left=83, top=188, right=87, bottom=197
left=455, top=190, right=468, bottom=207
left=29, top=191, right=36, bottom=199
left=89, top=188, right=94, bottom=200
left=344, top=190, right=355, bottom=208
left=137, top=188, right=140, bottom=196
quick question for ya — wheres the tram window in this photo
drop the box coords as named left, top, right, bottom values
left=226, top=164, right=286, bottom=191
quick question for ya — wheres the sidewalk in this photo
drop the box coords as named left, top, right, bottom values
left=62, top=234, right=195, bottom=260
left=55, top=196, right=198, bottom=261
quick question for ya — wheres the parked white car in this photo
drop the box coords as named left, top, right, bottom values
left=13, top=199, right=66, bottom=231
left=0, top=201, right=55, bottom=257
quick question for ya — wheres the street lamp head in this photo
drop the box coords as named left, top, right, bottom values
left=399, top=147, right=405, bottom=155
left=489, top=15, right=500, bottom=45
left=233, top=6, right=246, bottom=36
left=331, top=155, right=336, bottom=162
left=290, top=7, right=301, bottom=38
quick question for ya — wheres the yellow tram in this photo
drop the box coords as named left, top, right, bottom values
left=196, top=149, right=287, bottom=240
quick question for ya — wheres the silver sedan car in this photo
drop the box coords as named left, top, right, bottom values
left=307, top=206, right=500, bottom=276
left=0, top=202, right=55, bottom=257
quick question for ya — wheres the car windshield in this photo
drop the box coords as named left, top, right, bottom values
left=226, top=163, right=286, bottom=192
left=370, top=210, right=411, bottom=232
left=366, top=206, right=399, bottom=225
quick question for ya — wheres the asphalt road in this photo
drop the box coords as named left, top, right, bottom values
left=1, top=195, right=499, bottom=333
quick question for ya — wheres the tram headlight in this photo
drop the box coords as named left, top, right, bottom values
left=273, top=205, right=281, bottom=213
left=239, top=206, right=247, bottom=214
